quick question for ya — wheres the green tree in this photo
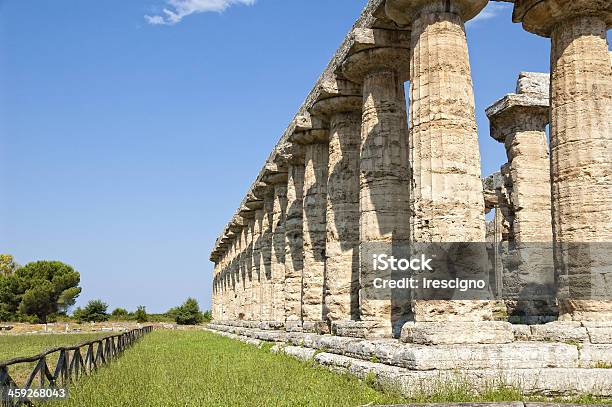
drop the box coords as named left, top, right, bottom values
left=7, top=261, right=81, bottom=323
left=174, top=298, right=204, bottom=325
left=134, top=306, right=148, bottom=323
left=111, top=307, right=129, bottom=318
left=76, top=299, right=109, bottom=323
left=0, top=273, right=20, bottom=321
left=0, top=255, right=19, bottom=276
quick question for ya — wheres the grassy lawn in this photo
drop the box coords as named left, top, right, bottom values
left=4, top=330, right=611, bottom=406
left=55, top=330, right=407, bottom=407
left=0, top=333, right=109, bottom=385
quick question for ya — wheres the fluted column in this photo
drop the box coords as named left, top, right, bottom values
left=292, top=118, right=329, bottom=333
left=260, top=187, right=274, bottom=322
left=487, top=72, right=555, bottom=321
left=513, top=0, right=612, bottom=320
left=238, top=225, right=248, bottom=320
left=342, top=45, right=411, bottom=337
left=252, top=208, right=264, bottom=321
left=284, top=149, right=305, bottom=330
left=385, top=0, right=492, bottom=324
left=270, top=182, right=288, bottom=324
left=311, top=79, right=362, bottom=327
left=243, top=216, right=255, bottom=321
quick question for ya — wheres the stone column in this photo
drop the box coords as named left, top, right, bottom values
left=271, top=183, right=288, bottom=325
left=386, top=0, right=494, bottom=322
left=260, top=187, right=274, bottom=323
left=238, top=224, right=248, bottom=320
left=252, top=208, right=264, bottom=321
left=243, top=215, right=255, bottom=321
left=283, top=146, right=305, bottom=331
left=512, top=0, right=612, bottom=321
left=292, top=117, right=329, bottom=333
left=342, top=44, right=411, bottom=338
left=229, top=237, right=238, bottom=321
left=487, top=72, right=556, bottom=322
left=310, top=78, right=362, bottom=329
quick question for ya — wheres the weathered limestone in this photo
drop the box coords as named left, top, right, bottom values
left=252, top=207, right=264, bottom=321
left=385, top=0, right=493, bottom=326
left=310, top=77, right=362, bottom=326
left=341, top=33, right=411, bottom=338
left=270, top=178, right=288, bottom=324
left=292, top=116, right=330, bottom=333
left=282, top=145, right=305, bottom=328
left=260, top=186, right=275, bottom=321
left=487, top=72, right=553, bottom=243
left=243, top=216, right=255, bottom=321
left=487, top=72, right=556, bottom=322
left=513, top=0, right=612, bottom=321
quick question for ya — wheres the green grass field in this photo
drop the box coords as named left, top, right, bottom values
left=3, top=330, right=611, bottom=406
left=54, top=330, right=407, bottom=407
left=0, top=333, right=108, bottom=363
left=0, top=333, right=109, bottom=385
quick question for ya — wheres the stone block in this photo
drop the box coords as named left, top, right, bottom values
left=283, top=346, right=317, bottom=361
left=529, top=322, right=589, bottom=343
left=332, top=320, right=396, bottom=339
left=579, top=344, right=612, bottom=368
left=400, top=321, right=515, bottom=345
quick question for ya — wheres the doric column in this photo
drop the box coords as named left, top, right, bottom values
left=228, top=236, right=238, bottom=321
left=282, top=144, right=305, bottom=330
left=239, top=205, right=256, bottom=322
left=212, top=268, right=217, bottom=321
left=513, top=0, right=612, bottom=321
left=238, top=222, right=248, bottom=320
left=243, top=216, right=255, bottom=321
left=263, top=163, right=289, bottom=327
left=252, top=207, right=264, bottom=321
left=291, top=115, right=329, bottom=333
left=310, top=77, right=362, bottom=328
left=385, top=0, right=493, bottom=323
left=259, top=185, right=274, bottom=322
left=487, top=72, right=556, bottom=322
left=342, top=33, right=412, bottom=338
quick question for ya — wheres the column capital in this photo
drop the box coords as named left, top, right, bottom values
left=229, top=216, right=245, bottom=233
left=289, top=114, right=329, bottom=145
left=341, top=47, right=410, bottom=84
left=262, top=162, right=288, bottom=185
left=512, top=0, right=612, bottom=37
left=385, top=0, right=489, bottom=27
left=348, top=28, right=411, bottom=53
left=238, top=205, right=256, bottom=219
left=486, top=72, right=550, bottom=143
left=275, top=141, right=305, bottom=165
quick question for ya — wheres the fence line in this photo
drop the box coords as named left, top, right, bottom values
left=0, top=326, right=153, bottom=407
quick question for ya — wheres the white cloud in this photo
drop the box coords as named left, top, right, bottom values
left=145, top=0, right=256, bottom=25
left=466, top=2, right=512, bottom=27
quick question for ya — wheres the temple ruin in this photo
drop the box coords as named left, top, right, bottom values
left=207, top=0, right=612, bottom=397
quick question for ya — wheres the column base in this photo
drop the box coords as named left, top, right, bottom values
left=400, top=321, right=514, bottom=345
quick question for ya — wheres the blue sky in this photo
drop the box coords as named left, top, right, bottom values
left=0, top=0, right=609, bottom=313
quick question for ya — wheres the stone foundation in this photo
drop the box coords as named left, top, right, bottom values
left=206, top=323, right=612, bottom=397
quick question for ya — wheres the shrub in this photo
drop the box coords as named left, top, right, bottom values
left=174, top=298, right=204, bottom=325
left=134, top=306, right=148, bottom=323
left=111, top=307, right=129, bottom=318
left=75, top=299, right=109, bottom=323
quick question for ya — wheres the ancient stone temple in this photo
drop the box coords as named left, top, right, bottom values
left=208, top=0, right=612, bottom=397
